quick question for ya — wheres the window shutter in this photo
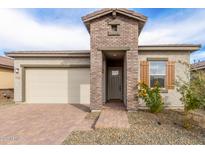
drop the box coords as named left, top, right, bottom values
left=140, top=61, right=149, bottom=85
left=166, top=61, right=175, bottom=89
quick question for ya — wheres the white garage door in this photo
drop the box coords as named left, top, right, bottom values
left=25, top=68, right=90, bottom=104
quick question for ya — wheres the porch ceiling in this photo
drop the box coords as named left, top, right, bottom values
left=103, top=51, right=125, bottom=60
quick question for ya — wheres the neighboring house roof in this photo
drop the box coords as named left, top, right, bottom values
left=191, top=61, right=205, bottom=70
left=0, top=56, right=14, bottom=69
left=5, top=44, right=201, bottom=58
left=82, top=8, right=147, bottom=34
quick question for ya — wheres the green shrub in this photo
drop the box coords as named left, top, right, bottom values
left=137, top=82, right=164, bottom=113
left=176, top=61, right=205, bottom=128
left=191, top=70, right=205, bottom=109
left=176, top=80, right=201, bottom=111
left=176, top=62, right=205, bottom=112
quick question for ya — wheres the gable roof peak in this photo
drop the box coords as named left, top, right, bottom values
left=82, top=8, right=147, bottom=22
left=82, top=8, right=147, bottom=34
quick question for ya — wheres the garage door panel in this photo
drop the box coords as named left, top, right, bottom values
left=25, top=68, right=90, bottom=104
left=25, top=68, right=68, bottom=104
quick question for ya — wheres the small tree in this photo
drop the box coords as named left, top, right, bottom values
left=137, top=81, right=164, bottom=113
left=176, top=61, right=205, bottom=128
left=191, top=70, right=205, bottom=108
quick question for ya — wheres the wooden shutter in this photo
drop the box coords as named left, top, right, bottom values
left=166, top=61, right=175, bottom=89
left=140, top=61, right=149, bottom=85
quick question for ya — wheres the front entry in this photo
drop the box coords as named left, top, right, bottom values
left=107, top=67, right=123, bottom=101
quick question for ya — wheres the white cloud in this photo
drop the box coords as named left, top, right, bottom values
left=0, top=8, right=205, bottom=63
left=139, top=9, right=205, bottom=45
left=0, top=9, right=90, bottom=51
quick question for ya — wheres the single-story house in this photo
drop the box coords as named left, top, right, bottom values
left=192, top=61, right=205, bottom=71
left=0, top=56, right=14, bottom=100
left=6, top=8, right=201, bottom=111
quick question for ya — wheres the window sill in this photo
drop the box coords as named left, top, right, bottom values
left=108, top=31, right=120, bottom=36
left=150, top=87, right=168, bottom=93
left=160, top=89, right=168, bottom=93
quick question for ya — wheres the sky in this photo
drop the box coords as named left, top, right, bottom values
left=0, top=8, right=204, bottom=63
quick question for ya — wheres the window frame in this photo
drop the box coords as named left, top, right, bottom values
left=108, top=23, right=120, bottom=36
left=148, top=60, right=167, bottom=90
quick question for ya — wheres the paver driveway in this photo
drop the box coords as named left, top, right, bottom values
left=0, top=104, right=89, bottom=144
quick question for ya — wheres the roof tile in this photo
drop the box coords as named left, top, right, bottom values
left=0, top=56, right=14, bottom=69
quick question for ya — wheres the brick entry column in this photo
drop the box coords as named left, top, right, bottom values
left=90, top=50, right=103, bottom=111
left=126, top=50, right=139, bottom=110
left=83, top=9, right=146, bottom=111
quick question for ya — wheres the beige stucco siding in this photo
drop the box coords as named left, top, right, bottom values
left=138, top=51, right=190, bottom=109
left=0, top=68, right=14, bottom=89
left=13, top=50, right=190, bottom=108
left=14, top=57, right=90, bottom=103
left=68, top=68, right=90, bottom=104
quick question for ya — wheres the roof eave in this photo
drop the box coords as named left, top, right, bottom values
left=0, top=64, right=14, bottom=69
left=191, top=66, right=205, bottom=70
left=6, top=52, right=90, bottom=58
left=138, top=45, right=201, bottom=52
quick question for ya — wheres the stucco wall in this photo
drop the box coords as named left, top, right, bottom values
left=14, top=57, right=90, bottom=102
left=13, top=50, right=190, bottom=108
left=0, top=68, right=14, bottom=89
left=138, top=50, right=190, bottom=109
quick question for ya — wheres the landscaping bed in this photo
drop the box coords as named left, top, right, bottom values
left=0, top=99, right=14, bottom=106
left=63, top=110, right=205, bottom=145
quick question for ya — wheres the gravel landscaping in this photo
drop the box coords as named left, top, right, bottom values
left=63, top=110, right=205, bottom=145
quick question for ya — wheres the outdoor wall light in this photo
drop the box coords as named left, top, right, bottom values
left=15, top=68, right=19, bottom=74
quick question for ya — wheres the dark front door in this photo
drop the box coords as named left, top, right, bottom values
left=107, top=67, right=123, bottom=100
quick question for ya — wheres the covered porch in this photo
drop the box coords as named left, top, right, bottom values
left=102, top=50, right=127, bottom=107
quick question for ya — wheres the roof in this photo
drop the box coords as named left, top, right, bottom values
left=192, top=61, right=205, bottom=70
left=5, top=50, right=90, bottom=58
left=5, top=50, right=90, bottom=54
left=5, top=44, right=201, bottom=58
left=82, top=8, right=147, bottom=34
left=138, top=44, right=201, bottom=52
left=0, top=56, right=14, bottom=69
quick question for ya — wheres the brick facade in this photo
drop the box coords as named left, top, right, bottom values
left=88, top=13, right=140, bottom=110
left=126, top=51, right=139, bottom=110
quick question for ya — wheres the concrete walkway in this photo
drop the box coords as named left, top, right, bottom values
left=95, top=102, right=130, bottom=129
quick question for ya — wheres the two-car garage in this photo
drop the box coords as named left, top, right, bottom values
left=25, top=68, right=90, bottom=104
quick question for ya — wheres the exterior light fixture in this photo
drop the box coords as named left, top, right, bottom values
left=15, top=68, right=19, bottom=74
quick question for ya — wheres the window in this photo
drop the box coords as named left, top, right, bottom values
left=111, top=25, right=118, bottom=32
left=108, top=23, right=120, bottom=36
left=149, top=61, right=166, bottom=88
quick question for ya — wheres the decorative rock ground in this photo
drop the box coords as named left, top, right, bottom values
left=63, top=110, right=205, bottom=145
